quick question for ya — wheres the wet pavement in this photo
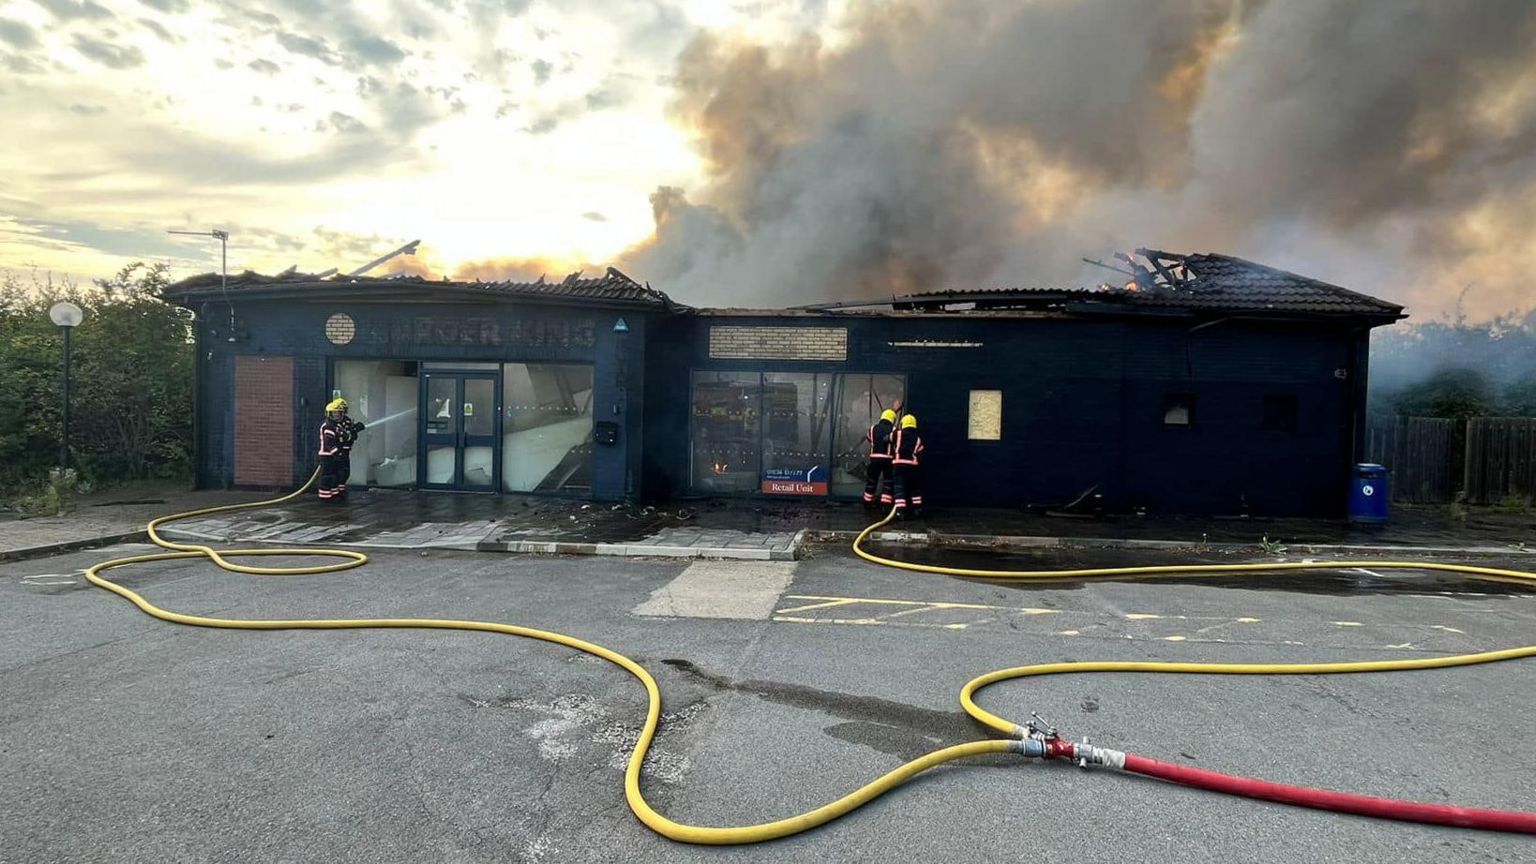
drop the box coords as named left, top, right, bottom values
left=168, top=487, right=1536, bottom=549
left=160, top=489, right=803, bottom=560
left=9, top=481, right=1533, bottom=565
left=5, top=541, right=1534, bottom=863
left=868, top=543, right=1536, bottom=597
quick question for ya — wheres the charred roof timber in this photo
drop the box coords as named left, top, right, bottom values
left=161, top=250, right=1404, bottom=324
left=796, top=250, right=1404, bottom=323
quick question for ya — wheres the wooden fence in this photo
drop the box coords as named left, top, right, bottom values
left=1366, top=417, right=1459, bottom=503
left=1464, top=417, right=1536, bottom=505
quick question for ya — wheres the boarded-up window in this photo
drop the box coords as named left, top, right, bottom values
left=234, top=355, right=293, bottom=486
left=968, top=390, right=1002, bottom=440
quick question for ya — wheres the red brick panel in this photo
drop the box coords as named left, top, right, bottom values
left=234, top=356, right=294, bottom=487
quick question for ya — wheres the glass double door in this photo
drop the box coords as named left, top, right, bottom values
left=421, top=371, right=500, bottom=491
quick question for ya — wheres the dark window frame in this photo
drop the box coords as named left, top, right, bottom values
left=1262, top=394, right=1299, bottom=434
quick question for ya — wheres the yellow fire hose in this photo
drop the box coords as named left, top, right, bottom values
left=82, top=472, right=1536, bottom=844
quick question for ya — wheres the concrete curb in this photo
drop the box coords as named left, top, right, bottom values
left=814, top=529, right=1536, bottom=557
left=475, top=530, right=803, bottom=561
left=0, top=530, right=151, bottom=563
left=153, top=528, right=804, bottom=562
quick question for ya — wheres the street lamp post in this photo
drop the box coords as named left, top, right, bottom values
left=48, top=301, right=84, bottom=470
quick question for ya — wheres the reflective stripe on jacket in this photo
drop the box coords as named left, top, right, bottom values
left=893, top=428, right=924, bottom=466
left=318, top=422, right=340, bottom=457
left=866, top=419, right=895, bottom=460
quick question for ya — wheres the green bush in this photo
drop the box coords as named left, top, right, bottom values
left=0, top=263, right=192, bottom=498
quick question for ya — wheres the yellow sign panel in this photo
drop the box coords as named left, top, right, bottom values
left=968, top=390, right=1002, bottom=440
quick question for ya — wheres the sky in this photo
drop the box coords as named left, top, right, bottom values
left=2, top=0, right=1534, bottom=321
left=0, top=0, right=840, bottom=283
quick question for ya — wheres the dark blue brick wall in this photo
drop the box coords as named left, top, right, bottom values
left=642, top=313, right=1371, bottom=517
left=196, top=299, right=647, bottom=500
left=195, top=295, right=1373, bottom=516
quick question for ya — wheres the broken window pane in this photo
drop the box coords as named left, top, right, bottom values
left=333, top=360, right=420, bottom=487
left=690, top=371, right=762, bottom=493
left=502, top=363, right=595, bottom=493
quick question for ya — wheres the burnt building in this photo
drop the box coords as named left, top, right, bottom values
left=162, top=249, right=1404, bottom=517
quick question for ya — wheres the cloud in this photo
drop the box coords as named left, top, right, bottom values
left=355, top=75, right=384, bottom=98
left=68, top=103, right=107, bottom=115
left=72, top=35, right=146, bottom=69
left=213, top=58, right=234, bottom=69
left=344, top=35, right=407, bottom=66
left=0, top=19, right=38, bottom=50
left=248, top=58, right=281, bottom=75
left=319, top=111, right=366, bottom=134
left=275, top=31, right=338, bottom=65
left=33, top=0, right=114, bottom=21
left=137, top=18, right=178, bottom=43
left=525, top=115, right=558, bottom=135
left=136, top=0, right=189, bottom=12
left=531, top=58, right=552, bottom=84
left=240, top=7, right=280, bottom=27
left=584, top=89, right=619, bottom=110
left=6, top=216, right=200, bottom=260
left=582, top=211, right=607, bottom=222
left=2, top=54, right=45, bottom=74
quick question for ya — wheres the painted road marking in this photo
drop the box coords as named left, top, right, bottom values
left=21, top=573, right=79, bottom=586
left=766, top=593, right=1502, bottom=651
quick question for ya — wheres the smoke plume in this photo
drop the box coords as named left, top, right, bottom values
left=620, top=0, right=1536, bottom=320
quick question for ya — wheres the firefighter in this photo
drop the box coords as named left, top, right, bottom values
left=318, top=398, right=365, bottom=501
left=862, top=408, right=897, bottom=510
left=891, top=413, right=924, bottom=518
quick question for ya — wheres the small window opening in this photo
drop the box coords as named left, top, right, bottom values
left=1163, top=393, right=1195, bottom=426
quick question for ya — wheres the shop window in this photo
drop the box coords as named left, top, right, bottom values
left=829, top=374, right=905, bottom=497
left=332, top=360, right=419, bottom=487
left=1163, top=393, right=1195, bottom=426
left=690, top=372, right=904, bottom=496
left=968, top=390, right=1002, bottom=440
left=1262, top=394, right=1298, bottom=433
left=502, top=364, right=595, bottom=492
left=690, top=372, right=762, bottom=493
left=762, top=373, right=835, bottom=494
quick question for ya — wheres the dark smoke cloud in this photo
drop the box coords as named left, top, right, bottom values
left=621, top=0, right=1536, bottom=319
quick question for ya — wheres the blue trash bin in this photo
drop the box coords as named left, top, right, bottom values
left=1348, top=463, right=1389, bottom=524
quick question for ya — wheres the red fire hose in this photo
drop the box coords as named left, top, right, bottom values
left=1037, top=735, right=1536, bottom=833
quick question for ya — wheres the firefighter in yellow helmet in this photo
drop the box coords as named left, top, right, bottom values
left=891, top=413, right=925, bottom=518
left=317, top=397, right=365, bottom=501
left=862, top=407, right=898, bottom=511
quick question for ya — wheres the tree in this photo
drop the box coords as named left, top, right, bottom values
left=0, top=263, right=193, bottom=495
left=1390, top=368, right=1495, bottom=421
left=1502, top=379, right=1536, bottom=417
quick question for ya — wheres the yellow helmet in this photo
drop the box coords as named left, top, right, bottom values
left=325, top=397, right=348, bottom=412
left=900, top=414, right=918, bottom=429
left=880, top=409, right=896, bottom=422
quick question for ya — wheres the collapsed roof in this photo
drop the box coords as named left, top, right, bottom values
left=162, top=249, right=1406, bottom=324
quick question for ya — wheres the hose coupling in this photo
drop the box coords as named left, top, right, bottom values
left=1070, top=740, right=1126, bottom=771
left=1009, top=738, right=1046, bottom=758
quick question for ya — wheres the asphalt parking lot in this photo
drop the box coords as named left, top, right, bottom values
left=3, top=541, right=1534, bottom=863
